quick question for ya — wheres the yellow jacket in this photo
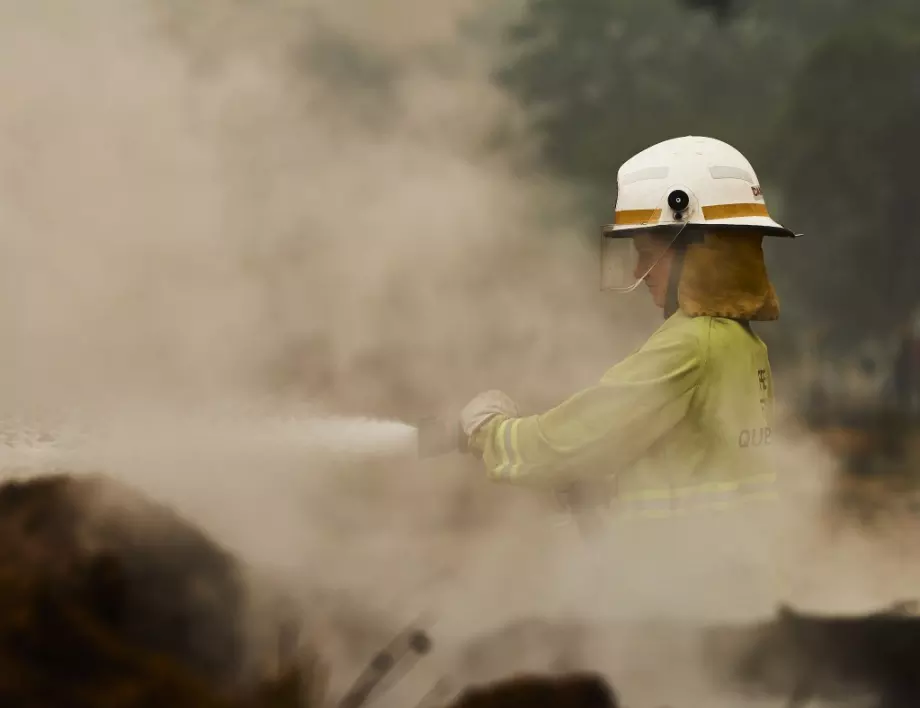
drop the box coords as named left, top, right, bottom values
left=469, top=311, right=777, bottom=518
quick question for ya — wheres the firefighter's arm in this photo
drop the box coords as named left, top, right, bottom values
left=468, top=330, right=703, bottom=485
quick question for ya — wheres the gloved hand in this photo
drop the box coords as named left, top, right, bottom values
left=460, top=390, right=519, bottom=439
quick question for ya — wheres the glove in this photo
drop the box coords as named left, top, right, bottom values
left=460, top=390, right=519, bottom=439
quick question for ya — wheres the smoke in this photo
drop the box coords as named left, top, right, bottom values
left=0, top=0, right=636, bottom=693
left=0, top=0, right=656, bottom=419
left=0, top=1, right=915, bottom=707
left=0, top=0, right=254, bottom=411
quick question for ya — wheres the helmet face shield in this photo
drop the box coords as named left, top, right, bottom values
left=600, top=225, right=686, bottom=293
left=600, top=233, right=641, bottom=293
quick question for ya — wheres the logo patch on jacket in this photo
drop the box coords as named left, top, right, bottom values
left=739, top=427, right=772, bottom=448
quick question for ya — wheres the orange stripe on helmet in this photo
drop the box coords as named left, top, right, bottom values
left=613, top=208, right=662, bottom=226
left=701, top=203, right=770, bottom=220
left=612, top=203, right=771, bottom=228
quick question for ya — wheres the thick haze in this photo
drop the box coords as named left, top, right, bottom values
left=0, top=2, right=915, bottom=706
left=0, top=0, right=647, bottom=420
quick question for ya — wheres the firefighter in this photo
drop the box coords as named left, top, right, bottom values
left=461, top=136, right=798, bottom=522
left=456, top=137, right=803, bottom=618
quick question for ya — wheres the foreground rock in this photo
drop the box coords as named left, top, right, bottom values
left=448, top=674, right=618, bottom=708
left=0, top=472, right=319, bottom=707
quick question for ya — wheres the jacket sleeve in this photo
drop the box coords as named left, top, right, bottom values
left=469, top=328, right=704, bottom=486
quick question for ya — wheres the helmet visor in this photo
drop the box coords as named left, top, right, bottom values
left=600, top=224, right=686, bottom=292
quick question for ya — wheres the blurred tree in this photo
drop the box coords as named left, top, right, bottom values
left=768, top=11, right=920, bottom=342
left=496, top=0, right=920, bottom=354
left=496, top=0, right=858, bottom=218
left=680, top=0, right=737, bottom=24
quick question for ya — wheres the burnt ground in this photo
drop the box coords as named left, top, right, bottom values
left=3, top=471, right=919, bottom=708
left=708, top=603, right=920, bottom=707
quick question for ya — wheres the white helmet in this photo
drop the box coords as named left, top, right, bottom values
left=601, top=136, right=798, bottom=292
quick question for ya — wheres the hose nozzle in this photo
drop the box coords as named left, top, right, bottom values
left=417, top=416, right=466, bottom=459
